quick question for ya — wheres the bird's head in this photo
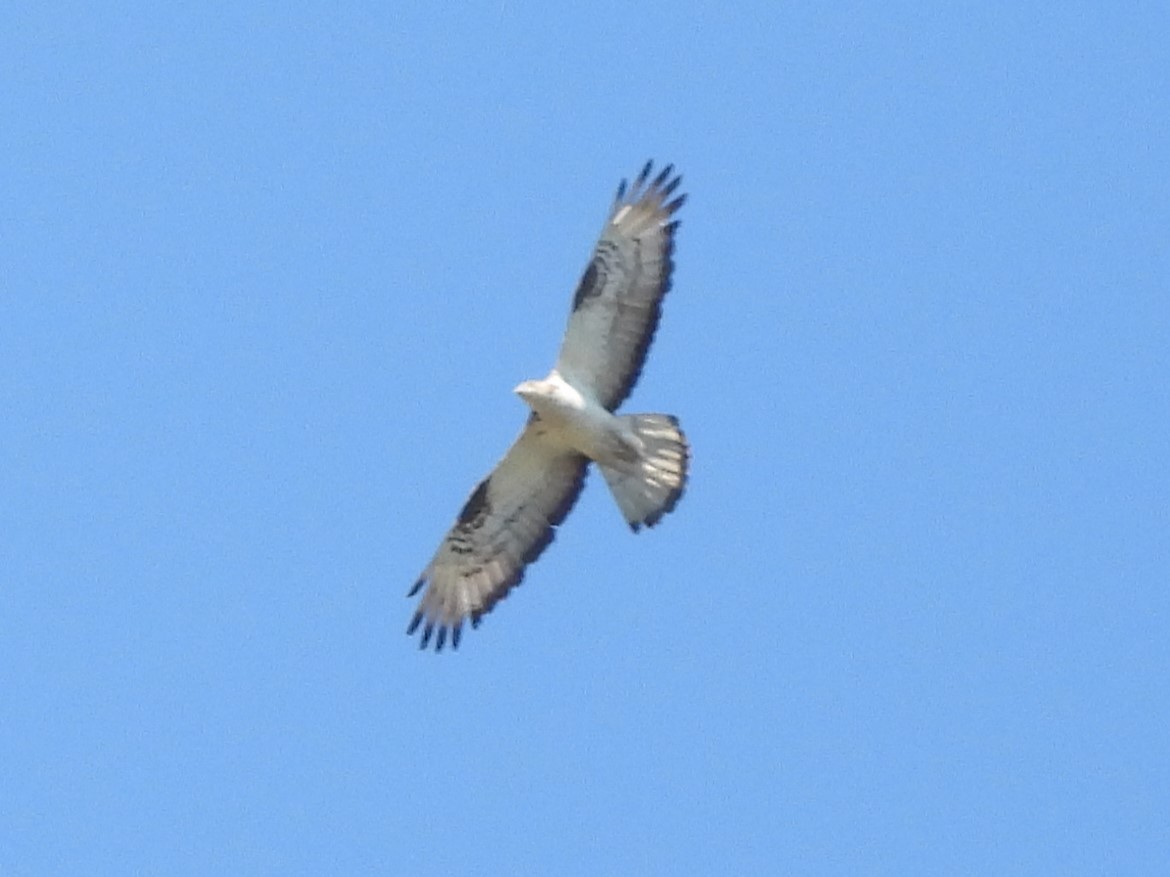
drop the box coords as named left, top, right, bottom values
left=512, top=379, right=546, bottom=405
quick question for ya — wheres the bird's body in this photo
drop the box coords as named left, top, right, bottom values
left=408, top=162, right=689, bottom=650
left=515, top=373, right=635, bottom=467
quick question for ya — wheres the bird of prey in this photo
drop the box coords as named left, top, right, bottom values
left=407, top=162, right=689, bottom=650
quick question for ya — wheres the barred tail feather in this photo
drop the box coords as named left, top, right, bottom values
left=599, top=414, right=689, bottom=531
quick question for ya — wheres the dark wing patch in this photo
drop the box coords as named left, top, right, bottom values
left=457, top=477, right=490, bottom=526
left=571, top=259, right=602, bottom=312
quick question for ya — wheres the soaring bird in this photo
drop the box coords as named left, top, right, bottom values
left=408, top=162, right=689, bottom=650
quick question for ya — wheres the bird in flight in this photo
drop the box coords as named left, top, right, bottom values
left=408, top=162, right=690, bottom=650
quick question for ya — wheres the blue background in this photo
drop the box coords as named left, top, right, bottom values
left=3, top=3, right=1167, bottom=873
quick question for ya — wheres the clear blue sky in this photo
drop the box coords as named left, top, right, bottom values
left=3, top=3, right=1167, bottom=874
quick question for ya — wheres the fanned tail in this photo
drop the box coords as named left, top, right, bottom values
left=598, top=414, right=689, bottom=531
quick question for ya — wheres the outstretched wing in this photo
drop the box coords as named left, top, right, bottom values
left=555, top=161, right=686, bottom=411
left=407, top=423, right=588, bottom=651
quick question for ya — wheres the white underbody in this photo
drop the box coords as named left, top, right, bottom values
left=514, top=371, right=639, bottom=468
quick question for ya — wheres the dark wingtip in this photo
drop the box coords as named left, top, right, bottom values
left=408, top=611, right=459, bottom=652
left=659, top=174, right=683, bottom=201
left=406, top=610, right=423, bottom=636
left=407, top=576, right=425, bottom=597
left=635, top=160, right=653, bottom=188
left=618, top=161, right=685, bottom=207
